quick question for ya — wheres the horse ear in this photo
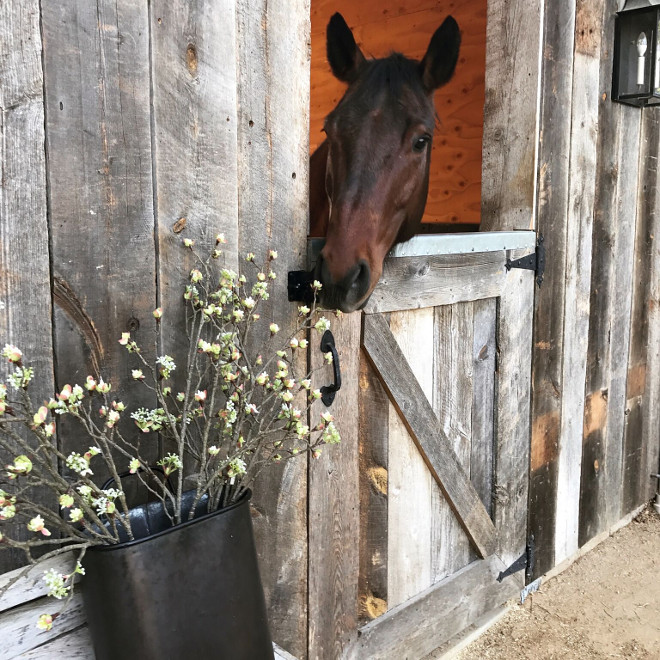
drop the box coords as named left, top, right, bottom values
left=327, top=13, right=365, bottom=84
left=419, top=16, right=461, bottom=92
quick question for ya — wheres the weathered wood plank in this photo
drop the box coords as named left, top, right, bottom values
left=554, top=0, right=599, bottom=567
left=308, top=312, right=361, bottom=659
left=471, top=298, right=497, bottom=516
left=347, top=556, right=520, bottom=660
left=527, top=0, right=576, bottom=579
left=432, top=303, right=475, bottom=582
left=0, top=554, right=77, bottom=614
left=598, top=85, right=640, bottom=532
left=16, top=626, right=298, bottom=660
left=579, top=3, right=641, bottom=546
left=364, top=253, right=508, bottom=315
left=624, top=108, right=660, bottom=513
left=18, top=627, right=91, bottom=659
left=358, top=349, right=389, bottom=623
left=640, top=110, right=660, bottom=506
left=480, top=0, right=542, bottom=231
left=41, top=0, right=158, bottom=473
left=363, top=314, right=498, bottom=559
left=151, top=0, right=240, bottom=361
left=0, top=0, right=54, bottom=574
left=235, top=2, right=311, bottom=656
left=494, top=269, right=534, bottom=567
left=386, top=309, right=435, bottom=608
left=0, top=593, right=86, bottom=660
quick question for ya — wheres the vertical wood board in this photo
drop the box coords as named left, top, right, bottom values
left=235, top=2, right=311, bottom=656
left=151, top=0, right=240, bottom=361
left=493, top=269, right=534, bottom=567
left=358, top=349, right=389, bottom=623
left=624, top=109, right=660, bottom=512
left=480, top=0, right=542, bottom=231
left=471, top=298, right=497, bottom=516
left=432, top=303, right=475, bottom=582
left=579, top=0, right=640, bottom=545
left=308, top=312, right=361, bottom=659
left=41, top=1, right=158, bottom=470
left=387, top=308, right=435, bottom=608
left=0, top=0, right=54, bottom=573
left=527, top=0, right=576, bottom=579
left=554, top=4, right=600, bottom=566
left=639, top=111, right=660, bottom=502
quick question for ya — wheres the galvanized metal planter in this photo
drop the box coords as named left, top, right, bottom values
left=81, top=490, right=274, bottom=660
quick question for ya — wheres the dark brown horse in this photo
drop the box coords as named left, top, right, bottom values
left=310, top=13, right=461, bottom=312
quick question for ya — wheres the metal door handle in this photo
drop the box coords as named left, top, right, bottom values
left=320, top=330, right=341, bottom=406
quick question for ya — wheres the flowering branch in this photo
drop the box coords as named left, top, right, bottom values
left=0, top=234, right=342, bottom=631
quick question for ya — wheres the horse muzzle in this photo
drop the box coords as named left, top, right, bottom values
left=313, top=253, right=371, bottom=313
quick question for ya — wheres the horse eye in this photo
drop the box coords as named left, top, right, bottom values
left=412, top=136, right=430, bottom=153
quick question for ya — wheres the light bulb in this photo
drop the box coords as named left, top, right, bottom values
left=637, top=31, right=648, bottom=57
left=637, top=31, right=648, bottom=86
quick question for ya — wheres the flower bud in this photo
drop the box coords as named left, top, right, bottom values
left=1, top=344, right=22, bottom=363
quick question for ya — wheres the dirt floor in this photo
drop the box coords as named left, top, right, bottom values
left=457, top=506, right=660, bottom=659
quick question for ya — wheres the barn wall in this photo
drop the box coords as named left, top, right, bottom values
left=528, top=0, right=660, bottom=578
left=310, top=0, right=487, bottom=227
left=0, top=1, right=310, bottom=656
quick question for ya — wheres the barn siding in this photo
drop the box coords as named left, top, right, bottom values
left=41, top=0, right=160, bottom=485
left=235, top=2, right=311, bottom=656
left=1, top=1, right=311, bottom=656
left=527, top=0, right=660, bottom=579
left=0, top=0, right=55, bottom=570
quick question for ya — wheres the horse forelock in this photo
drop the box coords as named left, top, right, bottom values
left=327, top=53, right=435, bottom=133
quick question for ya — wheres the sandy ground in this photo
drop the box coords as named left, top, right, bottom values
left=456, top=507, right=660, bottom=660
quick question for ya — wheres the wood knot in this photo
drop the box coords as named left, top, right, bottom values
left=186, top=43, right=198, bottom=76
left=367, top=466, right=387, bottom=495
left=416, top=262, right=430, bottom=277
left=172, top=217, right=187, bottom=233
left=362, top=594, right=387, bottom=620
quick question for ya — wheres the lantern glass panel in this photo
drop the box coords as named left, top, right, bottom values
left=615, top=9, right=657, bottom=100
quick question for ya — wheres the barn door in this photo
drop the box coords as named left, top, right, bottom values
left=339, top=231, right=536, bottom=658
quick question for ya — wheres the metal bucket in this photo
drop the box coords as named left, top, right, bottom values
left=81, top=490, right=274, bottom=660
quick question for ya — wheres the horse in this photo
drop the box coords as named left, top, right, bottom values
left=309, top=13, right=461, bottom=313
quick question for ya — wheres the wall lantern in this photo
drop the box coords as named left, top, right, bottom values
left=613, top=0, right=660, bottom=106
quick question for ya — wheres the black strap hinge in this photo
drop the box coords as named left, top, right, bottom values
left=505, top=234, right=545, bottom=287
left=497, top=535, right=535, bottom=583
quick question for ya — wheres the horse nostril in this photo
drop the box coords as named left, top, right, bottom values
left=349, top=260, right=370, bottom=293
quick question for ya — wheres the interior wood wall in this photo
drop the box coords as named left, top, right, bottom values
left=310, top=0, right=486, bottom=227
left=529, top=0, right=660, bottom=578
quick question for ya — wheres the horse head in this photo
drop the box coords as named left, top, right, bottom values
left=310, top=13, right=461, bottom=312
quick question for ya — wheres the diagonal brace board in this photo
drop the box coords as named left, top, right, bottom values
left=362, top=313, right=498, bottom=559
